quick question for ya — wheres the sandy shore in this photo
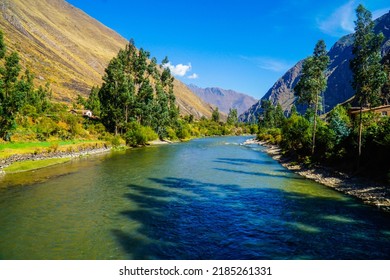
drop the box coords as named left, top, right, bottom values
left=147, top=139, right=174, bottom=145
left=243, top=138, right=390, bottom=212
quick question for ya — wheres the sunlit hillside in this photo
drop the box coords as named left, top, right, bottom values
left=0, top=0, right=214, bottom=118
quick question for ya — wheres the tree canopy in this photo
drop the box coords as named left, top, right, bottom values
left=97, top=40, right=178, bottom=139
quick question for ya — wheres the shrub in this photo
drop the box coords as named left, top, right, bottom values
left=166, top=127, right=178, bottom=140
left=20, top=104, right=38, bottom=119
left=111, top=135, right=122, bottom=148
left=249, top=124, right=258, bottom=135
left=313, top=121, right=336, bottom=161
left=327, top=105, right=351, bottom=145
left=36, top=116, right=58, bottom=139
left=257, top=128, right=282, bottom=145
left=49, top=142, right=59, bottom=153
left=281, top=114, right=311, bottom=156
left=124, top=122, right=158, bottom=146
left=175, top=121, right=192, bottom=140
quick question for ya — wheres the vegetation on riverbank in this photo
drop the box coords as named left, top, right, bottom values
left=0, top=140, right=108, bottom=159
left=244, top=139, right=390, bottom=212
left=0, top=29, right=256, bottom=174
left=77, top=39, right=256, bottom=146
left=257, top=5, right=390, bottom=183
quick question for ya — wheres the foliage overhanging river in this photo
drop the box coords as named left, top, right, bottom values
left=1, top=136, right=390, bottom=259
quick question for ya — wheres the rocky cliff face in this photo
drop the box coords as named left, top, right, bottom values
left=240, top=11, right=390, bottom=122
left=0, top=0, right=214, bottom=118
left=187, top=84, right=257, bottom=115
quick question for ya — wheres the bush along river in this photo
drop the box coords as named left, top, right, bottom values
left=0, top=136, right=390, bottom=260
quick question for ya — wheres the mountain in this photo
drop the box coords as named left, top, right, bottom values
left=240, top=11, right=390, bottom=122
left=0, top=0, right=214, bottom=118
left=187, top=84, right=257, bottom=115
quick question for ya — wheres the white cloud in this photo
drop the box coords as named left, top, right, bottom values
left=372, top=7, right=390, bottom=20
left=163, top=62, right=192, bottom=77
left=318, top=0, right=356, bottom=37
left=241, top=55, right=291, bottom=73
left=187, top=73, right=199, bottom=79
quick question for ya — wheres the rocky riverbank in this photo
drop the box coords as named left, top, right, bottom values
left=243, top=138, right=390, bottom=212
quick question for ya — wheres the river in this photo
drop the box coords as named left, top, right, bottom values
left=0, top=136, right=390, bottom=259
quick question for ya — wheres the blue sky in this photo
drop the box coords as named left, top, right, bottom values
left=66, top=0, right=390, bottom=99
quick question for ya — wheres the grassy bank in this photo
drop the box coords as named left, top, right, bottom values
left=0, top=140, right=113, bottom=174
left=0, top=140, right=108, bottom=160
left=3, top=158, right=71, bottom=173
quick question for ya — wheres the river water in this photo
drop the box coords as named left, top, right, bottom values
left=0, top=136, right=390, bottom=259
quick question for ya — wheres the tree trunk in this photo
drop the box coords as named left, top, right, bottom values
left=125, top=105, right=128, bottom=124
left=357, top=106, right=363, bottom=169
left=312, top=94, right=319, bottom=155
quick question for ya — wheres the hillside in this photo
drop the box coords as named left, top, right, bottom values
left=240, top=11, right=390, bottom=122
left=0, top=0, right=213, bottom=118
left=187, top=84, right=257, bottom=115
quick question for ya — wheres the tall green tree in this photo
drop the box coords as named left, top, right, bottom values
left=381, top=51, right=390, bottom=105
left=86, top=86, right=101, bottom=116
left=259, top=100, right=274, bottom=128
left=211, top=107, right=220, bottom=122
left=350, top=4, right=386, bottom=163
left=99, top=52, right=132, bottom=135
left=0, top=41, right=22, bottom=139
left=227, top=108, right=238, bottom=125
left=0, top=29, right=53, bottom=140
left=0, top=31, right=6, bottom=60
left=294, top=39, right=329, bottom=155
left=259, top=100, right=285, bottom=129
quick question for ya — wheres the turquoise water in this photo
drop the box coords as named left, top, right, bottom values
left=0, top=136, right=389, bottom=259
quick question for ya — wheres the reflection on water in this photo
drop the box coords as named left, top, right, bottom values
left=0, top=136, right=390, bottom=259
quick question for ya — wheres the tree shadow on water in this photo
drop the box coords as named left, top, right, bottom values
left=215, top=158, right=275, bottom=166
left=112, top=177, right=390, bottom=260
left=214, top=167, right=305, bottom=180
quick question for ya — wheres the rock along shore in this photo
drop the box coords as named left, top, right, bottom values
left=243, top=138, right=390, bottom=212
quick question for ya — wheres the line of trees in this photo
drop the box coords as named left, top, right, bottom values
left=78, top=40, right=256, bottom=146
left=76, top=40, right=183, bottom=145
left=0, top=27, right=254, bottom=146
left=95, top=40, right=179, bottom=139
left=257, top=5, right=390, bottom=181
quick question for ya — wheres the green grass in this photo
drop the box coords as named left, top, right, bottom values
left=0, top=140, right=97, bottom=150
left=3, top=158, right=71, bottom=173
left=0, top=140, right=106, bottom=159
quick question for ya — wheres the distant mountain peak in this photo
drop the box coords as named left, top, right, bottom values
left=187, top=84, right=257, bottom=115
